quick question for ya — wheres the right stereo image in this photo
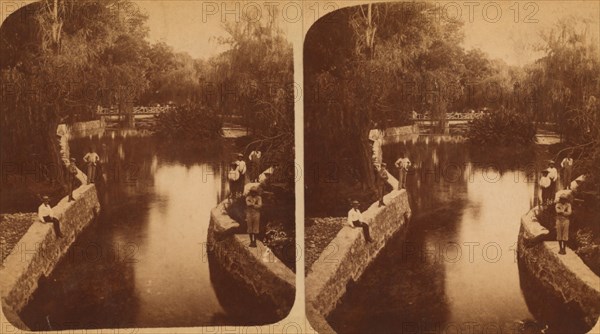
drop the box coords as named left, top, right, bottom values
left=303, top=2, right=600, bottom=334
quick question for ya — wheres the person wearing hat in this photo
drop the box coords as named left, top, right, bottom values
left=67, top=157, right=78, bottom=202
left=377, top=163, right=389, bottom=207
left=555, top=195, right=572, bottom=255
left=347, top=200, right=373, bottom=243
left=227, top=161, right=240, bottom=199
left=38, top=196, right=63, bottom=238
left=245, top=186, right=262, bottom=247
left=539, top=169, right=551, bottom=206
left=547, top=161, right=558, bottom=196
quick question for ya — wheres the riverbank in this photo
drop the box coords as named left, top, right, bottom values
left=0, top=184, right=100, bottom=329
left=518, top=206, right=600, bottom=330
left=207, top=199, right=295, bottom=320
left=306, top=189, right=411, bottom=333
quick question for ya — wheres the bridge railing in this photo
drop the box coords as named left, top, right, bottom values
left=411, top=112, right=485, bottom=121
left=96, top=105, right=175, bottom=115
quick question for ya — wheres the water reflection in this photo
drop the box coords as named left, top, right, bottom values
left=20, top=130, right=272, bottom=329
left=328, top=136, right=586, bottom=333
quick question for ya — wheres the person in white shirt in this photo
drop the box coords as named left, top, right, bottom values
left=83, top=147, right=100, bottom=184
left=547, top=161, right=558, bottom=196
left=555, top=196, right=572, bottom=255
left=347, top=200, right=373, bottom=243
left=38, top=196, right=63, bottom=238
left=236, top=153, right=247, bottom=197
left=394, top=153, right=411, bottom=190
left=539, top=169, right=551, bottom=206
left=561, top=154, right=574, bottom=189
left=245, top=187, right=263, bottom=248
left=227, top=162, right=240, bottom=199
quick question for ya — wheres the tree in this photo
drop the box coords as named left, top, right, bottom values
left=304, top=3, right=468, bottom=212
left=216, top=9, right=295, bottom=186
left=522, top=17, right=600, bottom=182
left=1, top=0, right=150, bottom=188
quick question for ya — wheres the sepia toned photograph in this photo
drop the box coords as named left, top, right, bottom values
left=304, top=2, right=599, bottom=334
left=0, top=0, right=295, bottom=330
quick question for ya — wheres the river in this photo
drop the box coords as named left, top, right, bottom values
left=328, top=136, right=588, bottom=334
left=20, top=130, right=277, bottom=330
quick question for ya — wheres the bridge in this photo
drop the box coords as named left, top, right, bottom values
left=96, top=105, right=174, bottom=117
left=410, top=111, right=484, bottom=122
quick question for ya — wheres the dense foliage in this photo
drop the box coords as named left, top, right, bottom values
left=304, top=3, right=496, bottom=212
left=1, top=0, right=150, bottom=184
left=467, top=108, right=536, bottom=145
left=522, top=17, right=600, bottom=184
left=1, top=1, right=295, bottom=190
left=153, top=105, right=223, bottom=142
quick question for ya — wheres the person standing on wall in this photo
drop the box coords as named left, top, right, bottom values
left=561, top=154, right=574, bottom=189
left=38, top=195, right=63, bottom=238
left=539, top=169, right=551, bottom=207
left=83, top=147, right=100, bottom=184
left=394, top=152, right=411, bottom=190
left=245, top=186, right=262, bottom=248
left=67, top=158, right=78, bottom=202
left=377, top=163, right=389, bottom=207
left=555, top=195, right=572, bottom=255
left=248, top=149, right=262, bottom=183
left=347, top=200, right=373, bottom=243
left=227, top=161, right=240, bottom=200
left=547, top=161, right=558, bottom=197
left=236, top=153, right=247, bottom=193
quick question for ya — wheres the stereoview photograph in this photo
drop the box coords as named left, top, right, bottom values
left=0, top=0, right=295, bottom=330
left=304, top=2, right=599, bottom=334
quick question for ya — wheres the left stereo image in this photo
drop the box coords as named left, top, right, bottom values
left=0, top=1, right=295, bottom=330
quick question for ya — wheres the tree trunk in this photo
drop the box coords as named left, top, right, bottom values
left=358, top=130, right=376, bottom=192
left=45, top=118, right=65, bottom=188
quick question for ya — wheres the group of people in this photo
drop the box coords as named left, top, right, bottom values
left=38, top=146, right=104, bottom=239
left=349, top=152, right=412, bottom=243
left=227, top=150, right=262, bottom=200
left=226, top=150, right=264, bottom=248
left=538, top=155, right=577, bottom=256
left=539, top=155, right=575, bottom=206
left=375, top=153, right=412, bottom=207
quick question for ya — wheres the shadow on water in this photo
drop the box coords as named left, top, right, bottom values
left=207, top=251, right=283, bottom=325
left=327, top=204, right=457, bottom=334
left=517, top=259, right=590, bottom=334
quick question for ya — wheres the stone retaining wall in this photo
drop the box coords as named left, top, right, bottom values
left=518, top=207, right=600, bottom=330
left=306, top=189, right=412, bottom=333
left=207, top=200, right=295, bottom=320
left=0, top=185, right=100, bottom=329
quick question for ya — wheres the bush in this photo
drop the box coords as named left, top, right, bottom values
left=467, top=108, right=536, bottom=146
left=154, top=105, right=223, bottom=142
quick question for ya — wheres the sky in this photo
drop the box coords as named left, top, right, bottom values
left=135, top=1, right=599, bottom=65
left=1, top=1, right=597, bottom=64
left=459, top=1, right=600, bottom=66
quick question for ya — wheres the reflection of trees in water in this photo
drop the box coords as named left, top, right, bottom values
left=207, top=251, right=282, bottom=325
left=517, top=259, right=590, bottom=334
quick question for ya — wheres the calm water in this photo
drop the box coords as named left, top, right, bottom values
left=328, top=136, right=589, bottom=334
left=20, top=130, right=277, bottom=330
